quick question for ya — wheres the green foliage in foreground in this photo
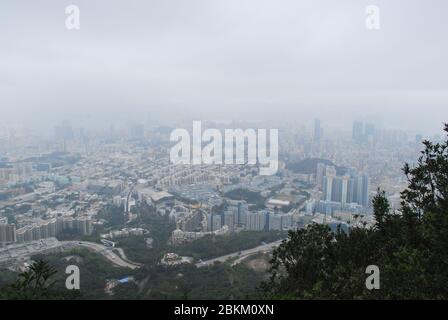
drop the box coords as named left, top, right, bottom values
left=133, top=263, right=266, bottom=300
left=0, top=249, right=129, bottom=300
left=0, top=255, right=267, bottom=300
left=264, top=124, right=448, bottom=299
left=0, top=260, right=62, bottom=300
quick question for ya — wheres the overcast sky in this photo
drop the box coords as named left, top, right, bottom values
left=0, top=0, right=447, bottom=134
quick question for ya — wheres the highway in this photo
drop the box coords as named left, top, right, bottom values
left=195, top=239, right=285, bottom=268
left=62, top=241, right=141, bottom=270
left=114, top=247, right=143, bottom=268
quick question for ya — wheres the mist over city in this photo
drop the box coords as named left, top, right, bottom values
left=1, top=0, right=448, bottom=308
left=1, top=0, right=447, bottom=133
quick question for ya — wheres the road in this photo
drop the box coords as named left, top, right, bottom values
left=63, top=241, right=141, bottom=270
left=124, top=186, right=134, bottom=213
left=114, top=247, right=143, bottom=267
left=195, top=239, right=285, bottom=268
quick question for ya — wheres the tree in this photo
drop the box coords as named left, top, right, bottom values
left=1, top=260, right=58, bottom=300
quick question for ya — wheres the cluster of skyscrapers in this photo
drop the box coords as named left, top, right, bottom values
left=352, top=121, right=376, bottom=144
left=208, top=201, right=295, bottom=232
left=316, top=163, right=370, bottom=216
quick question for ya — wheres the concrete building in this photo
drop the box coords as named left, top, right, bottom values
left=323, top=169, right=370, bottom=207
left=223, top=210, right=236, bottom=232
left=208, top=214, right=222, bottom=232
left=245, top=211, right=267, bottom=231
left=0, top=223, right=17, bottom=243
left=15, top=216, right=93, bottom=243
left=268, top=213, right=293, bottom=231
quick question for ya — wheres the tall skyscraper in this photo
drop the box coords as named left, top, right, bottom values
left=352, top=174, right=370, bottom=207
left=323, top=176, right=332, bottom=201
left=331, top=177, right=343, bottom=202
left=322, top=169, right=370, bottom=208
left=313, top=118, right=323, bottom=142
left=237, top=201, right=248, bottom=226
left=352, top=121, right=364, bottom=144
left=341, top=175, right=349, bottom=205
left=323, top=166, right=337, bottom=201
left=0, top=223, right=16, bottom=243
left=223, top=210, right=236, bottom=231
left=360, top=174, right=370, bottom=207
left=245, top=211, right=267, bottom=231
left=365, top=123, right=375, bottom=142
left=208, top=214, right=221, bottom=231
left=316, top=162, right=326, bottom=189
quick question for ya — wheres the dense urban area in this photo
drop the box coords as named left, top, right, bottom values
left=0, top=119, right=433, bottom=299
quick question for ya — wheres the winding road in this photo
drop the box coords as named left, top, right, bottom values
left=62, top=241, right=141, bottom=270
left=195, top=239, right=285, bottom=268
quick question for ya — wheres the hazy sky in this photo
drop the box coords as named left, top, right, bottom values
left=0, top=0, right=447, bottom=133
